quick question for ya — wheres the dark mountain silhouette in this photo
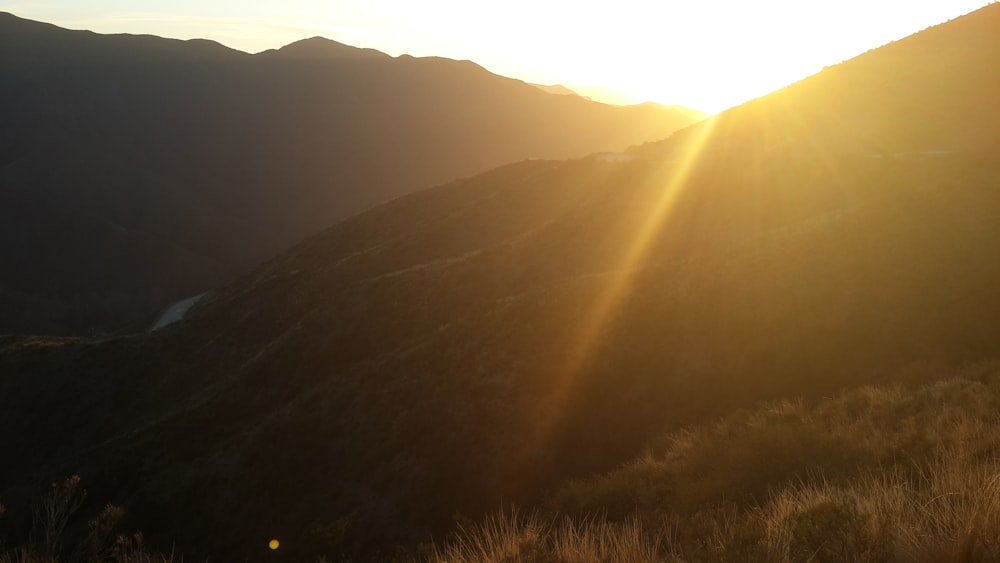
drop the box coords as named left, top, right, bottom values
left=0, top=12, right=700, bottom=336
left=3, top=4, right=1000, bottom=562
left=258, top=36, right=391, bottom=60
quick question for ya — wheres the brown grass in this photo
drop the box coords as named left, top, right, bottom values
left=426, top=510, right=658, bottom=563
left=425, top=365, right=1000, bottom=562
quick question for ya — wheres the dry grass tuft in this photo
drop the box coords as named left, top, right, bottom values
left=427, top=509, right=658, bottom=563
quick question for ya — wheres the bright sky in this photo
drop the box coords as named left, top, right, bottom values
left=1, top=1, right=992, bottom=113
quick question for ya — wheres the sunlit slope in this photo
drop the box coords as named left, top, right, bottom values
left=2, top=4, right=1000, bottom=561
left=0, top=12, right=700, bottom=335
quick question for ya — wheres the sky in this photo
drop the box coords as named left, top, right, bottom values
left=1, top=1, right=992, bottom=113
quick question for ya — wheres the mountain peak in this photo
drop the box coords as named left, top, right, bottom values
left=260, top=36, right=389, bottom=60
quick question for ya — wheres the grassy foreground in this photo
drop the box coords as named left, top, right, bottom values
left=6, top=364, right=1000, bottom=562
left=425, top=362, right=1000, bottom=562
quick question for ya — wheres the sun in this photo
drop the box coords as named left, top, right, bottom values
left=522, top=1, right=993, bottom=114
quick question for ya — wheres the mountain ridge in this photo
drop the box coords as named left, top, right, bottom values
left=0, top=12, right=702, bottom=336
left=0, top=11, right=248, bottom=65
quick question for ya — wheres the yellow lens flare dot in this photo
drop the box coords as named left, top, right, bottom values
left=268, top=539, right=280, bottom=550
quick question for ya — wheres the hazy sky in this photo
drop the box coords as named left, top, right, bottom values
left=1, top=1, right=991, bottom=112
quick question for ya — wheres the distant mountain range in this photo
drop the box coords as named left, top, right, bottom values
left=0, top=12, right=702, bottom=335
left=3, top=4, right=1000, bottom=562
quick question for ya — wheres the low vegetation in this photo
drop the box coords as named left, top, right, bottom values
left=428, top=511, right=659, bottom=563
left=424, top=363, right=1000, bottom=562
left=0, top=476, right=174, bottom=563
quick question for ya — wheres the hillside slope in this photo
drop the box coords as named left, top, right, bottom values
left=434, top=362, right=1000, bottom=562
left=2, top=4, right=1000, bottom=561
left=0, top=12, right=700, bottom=335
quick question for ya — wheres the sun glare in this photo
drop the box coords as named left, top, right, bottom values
left=562, top=0, right=993, bottom=112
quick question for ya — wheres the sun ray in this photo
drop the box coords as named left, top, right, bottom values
left=515, top=116, right=722, bottom=475
left=564, top=118, right=721, bottom=378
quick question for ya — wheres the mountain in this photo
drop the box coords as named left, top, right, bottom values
left=530, top=83, right=584, bottom=97
left=257, top=36, right=391, bottom=60
left=0, top=12, right=701, bottom=336
left=3, top=4, right=1000, bottom=562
